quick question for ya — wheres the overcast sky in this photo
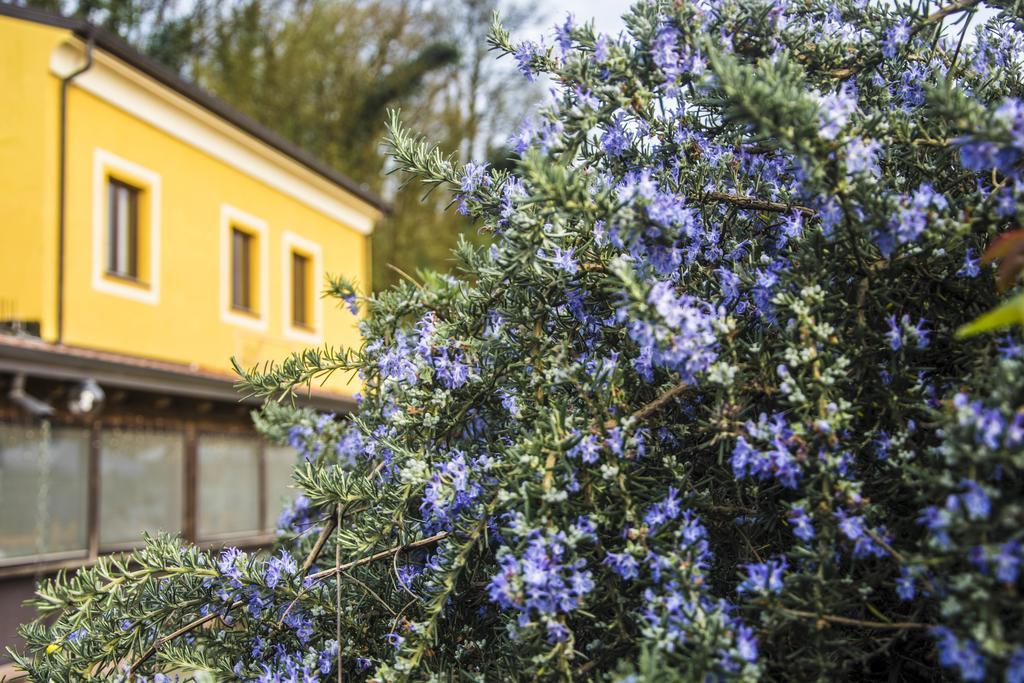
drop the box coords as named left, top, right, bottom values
left=520, top=0, right=632, bottom=40
left=547, top=0, right=631, bottom=32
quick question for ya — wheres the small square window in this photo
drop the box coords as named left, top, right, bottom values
left=231, top=227, right=255, bottom=313
left=107, top=178, right=141, bottom=280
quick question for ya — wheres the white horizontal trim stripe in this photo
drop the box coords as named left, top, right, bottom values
left=52, top=41, right=377, bottom=235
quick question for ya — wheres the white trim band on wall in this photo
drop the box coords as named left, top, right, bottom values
left=52, top=41, right=377, bottom=235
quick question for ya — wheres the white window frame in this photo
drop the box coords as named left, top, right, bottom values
left=281, top=231, right=323, bottom=344
left=91, top=148, right=161, bottom=305
left=220, top=204, right=269, bottom=331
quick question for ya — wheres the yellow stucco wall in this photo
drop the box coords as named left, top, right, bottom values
left=0, top=17, right=376, bottom=397
left=0, top=17, right=63, bottom=332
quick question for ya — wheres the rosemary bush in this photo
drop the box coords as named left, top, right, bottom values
left=12, top=0, right=1024, bottom=680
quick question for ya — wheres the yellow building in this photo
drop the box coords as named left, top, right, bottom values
left=0, top=4, right=385, bottom=668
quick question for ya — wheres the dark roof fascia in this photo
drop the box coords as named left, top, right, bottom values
left=0, top=2, right=390, bottom=215
left=0, top=339, right=355, bottom=413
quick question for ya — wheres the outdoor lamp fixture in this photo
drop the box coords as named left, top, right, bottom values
left=68, top=378, right=105, bottom=417
left=8, top=372, right=55, bottom=418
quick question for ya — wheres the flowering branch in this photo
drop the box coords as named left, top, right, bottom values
left=306, top=532, right=450, bottom=582
left=301, top=512, right=339, bottom=574
left=706, top=191, right=815, bottom=217
left=128, top=601, right=243, bottom=675
left=830, top=0, right=982, bottom=78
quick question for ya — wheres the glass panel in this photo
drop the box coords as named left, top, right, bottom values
left=197, top=435, right=261, bottom=538
left=108, top=182, right=119, bottom=272
left=232, top=228, right=253, bottom=311
left=116, top=186, right=130, bottom=275
left=265, top=445, right=300, bottom=530
left=126, top=186, right=138, bottom=277
left=292, top=252, right=307, bottom=325
left=0, top=422, right=89, bottom=561
left=108, top=181, right=139, bottom=278
left=100, top=429, right=183, bottom=547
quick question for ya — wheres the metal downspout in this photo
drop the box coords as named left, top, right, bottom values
left=57, top=32, right=94, bottom=345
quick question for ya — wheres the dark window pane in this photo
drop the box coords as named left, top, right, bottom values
left=292, top=252, right=309, bottom=326
left=107, top=179, right=140, bottom=278
left=0, top=423, right=89, bottom=561
left=197, top=435, right=261, bottom=538
left=231, top=229, right=253, bottom=311
left=100, top=429, right=183, bottom=547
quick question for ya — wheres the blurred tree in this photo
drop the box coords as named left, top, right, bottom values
left=373, top=0, right=540, bottom=290
left=19, top=0, right=541, bottom=291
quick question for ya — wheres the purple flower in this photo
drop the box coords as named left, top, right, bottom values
left=458, top=162, right=489, bottom=214
left=318, top=640, right=338, bottom=675
left=781, top=211, right=803, bottom=242
left=218, top=547, right=246, bottom=583
left=651, top=24, right=682, bottom=86
left=895, top=567, right=915, bottom=601
left=976, top=408, right=1006, bottom=450
left=845, top=136, right=881, bottom=179
left=601, top=111, right=631, bottom=157
left=874, top=431, right=891, bottom=460
left=626, top=280, right=718, bottom=383
left=487, top=530, right=595, bottom=642
left=932, top=627, right=987, bottom=682
left=997, top=541, right=1021, bottom=584
left=552, top=247, right=579, bottom=275
left=789, top=505, right=815, bottom=542
left=738, top=558, right=787, bottom=595
left=1008, top=648, right=1024, bottom=683
left=882, top=17, right=911, bottom=59
left=835, top=509, right=866, bottom=542
left=736, top=625, right=758, bottom=663
left=643, top=487, right=682, bottom=530
left=885, top=314, right=928, bottom=351
left=342, top=292, right=359, bottom=315
left=265, top=549, right=298, bottom=589
left=554, top=13, right=575, bottom=56
left=433, top=349, right=469, bottom=389
left=509, top=119, right=534, bottom=156
left=817, top=82, right=858, bottom=140
left=958, top=248, right=981, bottom=278
left=420, top=450, right=482, bottom=533
left=960, top=479, right=991, bottom=521
left=574, top=86, right=599, bottom=110
left=498, top=388, right=522, bottom=418
left=603, top=551, right=639, bottom=580
left=568, top=432, right=601, bottom=464
left=958, top=139, right=1001, bottom=172
left=514, top=41, right=540, bottom=81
